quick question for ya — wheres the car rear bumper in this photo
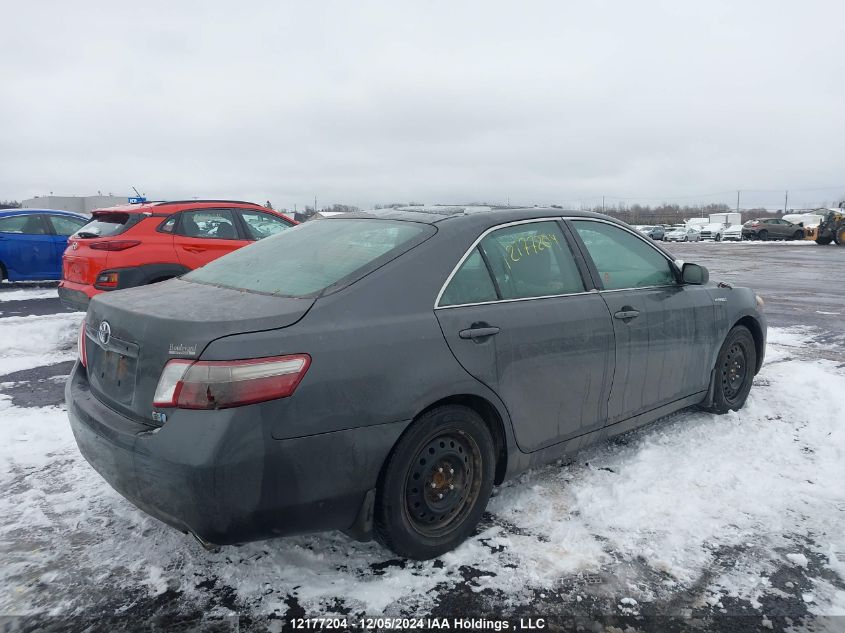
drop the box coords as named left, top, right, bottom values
left=66, top=362, right=406, bottom=545
left=58, top=281, right=98, bottom=311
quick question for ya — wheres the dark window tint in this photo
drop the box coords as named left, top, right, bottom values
left=479, top=221, right=584, bottom=299
left=76, top=213, right=133, bottom=238
left=158, top=216, right=177, bottom=233
left=573, top=221, right=675, bottom=290
left=0, top=215, right=46, bottom=235
left=48, top=215, right=86, bottom=236
left=240, top=211, right=292, bottom=240
left=178, top=209, right=238, bottom=240
left=185, top=219, right=432, bottom=297
left=439, top=248, right=497, bottom=306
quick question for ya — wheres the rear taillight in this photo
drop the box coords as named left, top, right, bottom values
left=89, top=240, right=141, bottom=251
left=95, top=272, right=119, bottom=288
left=152, top=354, right=311, bottom=409
left=77, top=320, right=87, bottom=367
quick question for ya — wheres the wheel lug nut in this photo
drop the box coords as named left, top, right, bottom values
left=430, top=482, right=437, bottom=488
left=449, top=468, right=454, bottom=474
left=449, top=484, right=454, bottom=490
left=438, top=467, right=443, bottom=473
left=438, top=493, right=444, bottom=499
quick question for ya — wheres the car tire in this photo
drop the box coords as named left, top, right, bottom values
left=835, top=226, right=845, bottom=246
left=374, top=405, right=495, bottom=560
left=793, top=230, right=804, bottom=240
left=702, top=325, right=757, bottom=415
left=715, top=234, right=721, bottom=242
left=758, top=230, right=768, bottom=241
left=816, top=235, right=833, bottom=245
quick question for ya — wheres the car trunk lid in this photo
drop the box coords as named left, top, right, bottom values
left=84, top=278, right=314, bottom=425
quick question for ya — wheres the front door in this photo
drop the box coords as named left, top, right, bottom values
left=173, top=208, right=249, bottom=269
left=0, top=214, right=55, bottom=280
left=435, top=219, right=615, bottom=453
left=569, top=219, right=716, bottom=424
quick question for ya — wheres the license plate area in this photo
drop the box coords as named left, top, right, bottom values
left=86, top=328, right=140, bottom=406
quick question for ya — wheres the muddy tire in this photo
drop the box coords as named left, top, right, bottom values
left=374, top=405, right=495, bottom=560
left=702, top=326, right=757, bottom=415
left=816, top=235, right=833, bottom=245
left=835, top=226, right=845, bottom=246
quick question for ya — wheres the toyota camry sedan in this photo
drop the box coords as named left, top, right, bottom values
left=67, top=208, right=766, bottom=560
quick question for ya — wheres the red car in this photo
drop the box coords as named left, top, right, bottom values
left=59, top=200, right=296, bottom=310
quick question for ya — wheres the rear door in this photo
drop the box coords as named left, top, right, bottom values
left=173, top=208, right=249, bottom=269
left=569, top=219, right=716, bottom=425
left=0, top=214, right=55, bottom=279
left=435, top=219, right=615, bottom=452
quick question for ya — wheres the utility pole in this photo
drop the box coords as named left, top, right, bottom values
left=314, top=195, right=318, bottom=212
left=784, top=190, right=788, bottom=213
left=736, top=190, right=741, bottom=214
left=602, top=196, right=605, bottom=213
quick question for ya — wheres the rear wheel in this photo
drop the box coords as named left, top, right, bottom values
left=0, top=262, right=6, bottom=282
left=793, top=230, right=804, bottom=240
left=816, top=234, right=833, bottom=245
left=758, top=230, right=768, bottom=241
left=715, top=233, right=722, bottom=242
left=374, top=405, right=495, bottom=560
left=702, top=325, right=757, bottom=415
left=835, top=226, right=845, bottom=246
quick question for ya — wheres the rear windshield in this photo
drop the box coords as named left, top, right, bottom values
left=75, top=212, right=135, bottom=238
left=184, top=218, right=434, bottom=297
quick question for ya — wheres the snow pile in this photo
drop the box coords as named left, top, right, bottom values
left=0, top=288, right=59, bottom=302
left=0, top=326, right=843, bottom=619
left=0, top=312, right=83, bottom=374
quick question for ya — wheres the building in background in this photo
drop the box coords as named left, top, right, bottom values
left=21, top=195, right=129, bottom=215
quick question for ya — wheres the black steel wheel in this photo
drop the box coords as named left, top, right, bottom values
left=702, top=325, right=757, bottom=414
left=374, top=405, right=494, bottom=560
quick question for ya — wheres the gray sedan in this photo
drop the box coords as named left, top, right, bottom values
left=66, top=208, right=766, bottom=560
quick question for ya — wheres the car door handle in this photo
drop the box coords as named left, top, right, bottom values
left=183, top=246, right=206, bottom=253
left=459, top=326, right=500, bottom=340
left=614, top=309, right=640, bottom=320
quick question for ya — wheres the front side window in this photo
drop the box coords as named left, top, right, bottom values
left=0, top=214, right=46, bottom=235
left=240, top=211, right=292, bottom=240
left=48, top=215, right=86, bottom=236
left=573, top=221, right=676, bottom=290
left=479, top=221, right=584, bottom=300
left=185, top=218, right=432, bottom=297
left=178, top=209, right=239, bottom=240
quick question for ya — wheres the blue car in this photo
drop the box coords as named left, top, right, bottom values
left=0, top=209, right=89, bottom=282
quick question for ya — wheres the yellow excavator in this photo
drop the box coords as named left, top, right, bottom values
left=805, top=203, right=845, bottom=245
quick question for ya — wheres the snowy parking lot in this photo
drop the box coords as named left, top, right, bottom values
left=1, top=242, right=844, bottom=631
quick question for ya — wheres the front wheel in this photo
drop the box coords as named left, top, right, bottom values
left=702, top=325, right=757, bottom=415
left=793, top=230, right=804, bottom=240
left=374, top=405, right=495, bottom=560
left=835, top=226, right=845, bottom=246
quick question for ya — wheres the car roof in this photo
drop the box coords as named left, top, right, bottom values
left=0, top=209, right=88, bottom=219
left=90, top=200, right=268, bottom=214
left=337, top=206, right=613, bottom=227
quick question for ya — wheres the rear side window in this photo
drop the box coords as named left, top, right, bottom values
left=573, top=221, right=676, bottom=290
left=177, top=209, right=239, bottom=240
left=48, top=215, right=87, bottom=236
left=439, top=248, right=497, bottom=307
left=479, top=221, right=585, bottom=300
left=76, top=213, right=133, bottom=238
left=185, top=218, right=433, bottom=297
left=0, top=215, right=47, bottom=235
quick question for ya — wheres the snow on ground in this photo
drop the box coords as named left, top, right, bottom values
left=0, top=324, right=843, bottom=621
left=0, top=288, right=59, bottom=302
left=0, top=312, right=83, bottom=374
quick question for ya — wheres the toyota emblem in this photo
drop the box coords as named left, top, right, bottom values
left=98, top=321, right=111, bottom=346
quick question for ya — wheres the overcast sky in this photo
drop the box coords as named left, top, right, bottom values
left=2, top=1, right=843, bottom=210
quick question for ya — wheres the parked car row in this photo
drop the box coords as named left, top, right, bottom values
left=0, top=209, right=88, bottom=281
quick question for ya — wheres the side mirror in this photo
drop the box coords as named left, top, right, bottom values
left=682, top=262, right=709, bottom=285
